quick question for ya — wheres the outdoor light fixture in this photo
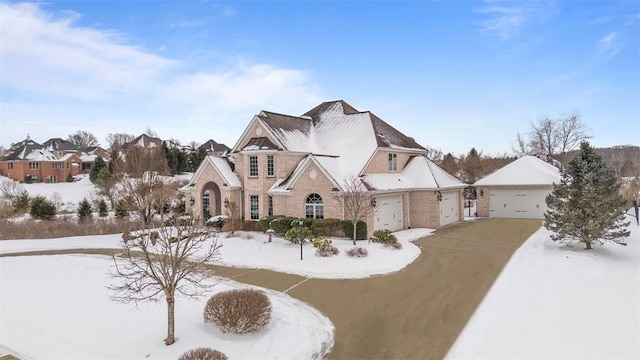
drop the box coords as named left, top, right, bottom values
left=371, top=198, right=377, bottom=207
left=189, top=197, right=195, bottom=206
left=480, top=189, right=484, bottom=197
left=224, top=197, right=229, bottom=207
left=436, top=191, right=443, bottom=202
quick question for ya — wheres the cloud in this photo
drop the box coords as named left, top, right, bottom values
left=0, top=2, right=322, bottom=147
left=475, top=0, right=557, bottom=40
left=597, top=32, right=622, bottom=59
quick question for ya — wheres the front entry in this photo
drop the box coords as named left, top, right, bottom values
left=201, top=182, right=222, bottom=221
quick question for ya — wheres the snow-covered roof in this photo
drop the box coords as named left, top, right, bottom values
left=474, top=155, right=561, bottom=186
left=363, top=156, right=466, bottom=191
left=185, top=155, right=241, bottom=191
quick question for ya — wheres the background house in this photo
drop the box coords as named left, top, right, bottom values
left=474, top=155, right=561, bottom=219
left=0, top=136, right=80, bottom=183
left=183, top=100, right=466, bottom=235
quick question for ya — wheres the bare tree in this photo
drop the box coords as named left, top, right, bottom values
left=109, top=219, right=222, bottom=345
left=440, top=153, right=459, bottom=176
left=460, top=148, right=483, bottom=183
left=145, top=126, right=158, bottom=138
left=106, top=133, right=135, bottom=152
left=556, top=112, right=591, bottom=163
left=335, top=175, right=375, bottom=245
left=528, top=116, right=558, bottom=158
left=224, top=201, right=242, bottom=236
left=425, top=146, right=444, bottom=163
left=67, top=130, right=99, bottom=149
left=516, top=113, right=590, bottom=163
left=511, top=132, right=532, bottom=157
left=113, top=147, right=171, bottom=224
left=0, top=178, right=24, bottom=204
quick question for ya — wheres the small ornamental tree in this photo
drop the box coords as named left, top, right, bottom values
left=77, top=198, right=93, bottom=221
left=544, top=141, right=630, bottom=250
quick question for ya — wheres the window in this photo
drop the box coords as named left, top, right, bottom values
left=66, top=162, right=69, bottom=169
left=29, top=162, right=39, bottom=170
left=388, top=153, right=397, bottom=171
left=52, top=162, right=63, bottom=170
left=305, top=193, right=324, bottom=219
left=7, top=162, right=13, bottom=170
left=250, top=195, right=259, bottom=220
left=268, top=195, right=273, bottom=216
left=249, top=155, right=258, bottom=177
left=267, top=155, right=274, bottom=177
left=202, top=192, right=210, bottom=220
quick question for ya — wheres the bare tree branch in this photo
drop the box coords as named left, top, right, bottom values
left=334, top=175, right=375, bottom=245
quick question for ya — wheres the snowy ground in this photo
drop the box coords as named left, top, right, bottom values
left=0, top=255, right=334, bottom=359
left=0, top=228, right=433, bottom=279
left=447, top=215, right=640, bottom=359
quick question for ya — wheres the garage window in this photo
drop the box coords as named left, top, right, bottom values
left=305, top=193, right=324, bottom=219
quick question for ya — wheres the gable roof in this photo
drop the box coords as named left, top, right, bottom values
left=474, top=155, right=561, bottom=186
left=269, top=154, right=341, bottom=193
left=362, top=155, right=466, bottom=190
left=199, top=139, right=230, bottom=153
left=42, top=138, right=79, bottom=152
left=186, top=155, right=241, bottom=190
left=123, top=134, right=164, bottom=149
left=2, top=139, right=46, bottom=161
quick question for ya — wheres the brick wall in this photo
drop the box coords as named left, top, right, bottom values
left=363, top=150, right=417, bottom=174
left=409, top=191, right=441, bottom=229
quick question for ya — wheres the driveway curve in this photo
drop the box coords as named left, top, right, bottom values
left=1, top=218, right=542, bottom=359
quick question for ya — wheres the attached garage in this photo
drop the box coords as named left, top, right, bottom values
left=439, top=191, right=460, bottom=226
left=488, top=189, right=550, bottom=219
left=474, top=155, right=561, bottom=220
left=374, top=195, right=403, bottom=232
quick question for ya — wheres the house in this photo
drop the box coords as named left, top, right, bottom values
left=122, top=134, right=164, bottom=149
left=199, top=139, right=230, bottom=155
left=182, top=100, right=466, bottom=235
left=80, top=146, right=111, bottom=173
left=0, top=136, right=80, bottom=183
left=474, top=155, right=561, bottom=219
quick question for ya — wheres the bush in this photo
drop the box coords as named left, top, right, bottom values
left=204, top=289, right=271, bottom=334
left=340, top=220, right=367, bottom=240
left=346, top=247, right=368, bottom=258
left=207, top=215, right=228, bottom=229
left=263, top=216, right=297, bottom=236
left=13, top=191, right=30, bottom=213
left=370, top=229, right=398, bottom=245
left=384, top=241, right=403, bottom=250
left=30, top=196, right=56, bottom=220
left=311, top=236, right=332, bottom=249
left=284, top=226, right=313, bottom=244
left=178, top=347, right=228, bottom=360
left=66, top=173, right=74, bottom=182
left=311, top=218, right=342, bottom=236
left=98, top=199, right=108, bottom=217
left=115, top=201, right=128, bottom=218
left=77, top=198, right=93, bottom=221
left=241, top=220, right=263, bottom=232
left=316, top=245, right=339, bottom=257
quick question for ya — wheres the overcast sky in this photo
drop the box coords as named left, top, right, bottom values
left=0, top=1, right=638, bottom=156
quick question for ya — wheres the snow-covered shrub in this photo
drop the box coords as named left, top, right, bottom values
left=179, top=347, right=228, bottom=360
left=30, top=196, right=56, bottom=220
left=204, top=289, right=272, bottom=334
left=311, top=236, right=331, bottom=248
left=284, top=226, right=313, bottom=244
left=383, top=241, right=402, bottom=250
left=370, top=229, right=398, bottom=245
left=316, top=245, right=339, bottom=257
left=207, top=215, right=228, bottom=229
left=346, top=247, right=368, bottom=258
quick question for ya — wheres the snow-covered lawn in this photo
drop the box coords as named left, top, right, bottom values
left=0, top=228, right=433, bottom=279
left=447, top=217, right=640, bottom=359
left=0, top=255, right=334, bottom=359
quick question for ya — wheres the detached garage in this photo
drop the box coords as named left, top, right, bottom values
left=474, top=156, right=561, bottom=219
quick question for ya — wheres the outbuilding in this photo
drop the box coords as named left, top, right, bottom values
left=475, top=155, right=561, bottom=219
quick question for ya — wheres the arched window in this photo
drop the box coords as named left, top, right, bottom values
left=305, top=193, right=324, bottom=219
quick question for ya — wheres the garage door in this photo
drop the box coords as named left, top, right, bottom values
left=439, top=191, right=459, bottom=227
left=374, top=195, right=403, bottom=232
left=489, top=189, right=550, bottom=219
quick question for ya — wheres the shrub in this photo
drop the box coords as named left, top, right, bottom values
left=241, top=220, right=263, bottom=232
left=66, top=173, right=74, bottom=182
left=370, top=229, right=398, bottom=245
left=346, top=247, right=368, bottom=258
left=311, top=218, right=342, bottom=236
left=311, top=236, right=332, bottom=249
left=115, top=201, right=128, bottom=218
left=77, top=198, right=93, bottom=221
left=13, top=191, right=30, bottom=213
left=179, top=348, right=228, bottom=360
left=207, top=215, right=228, bottom=229
left=264, top=216, right=297, bottom=236
left=204, top=289, right=271, bottom=334
left=384, top=241, right=403, bottom=250
left=316, top=245, right=339, bottom=257
left=98, top=199, right=108, bottom=217
left=30, top=196, right=56, bottom=220
left=340, top=220, right=367, bottom=240
left=283, top=226, right=313, bottom=244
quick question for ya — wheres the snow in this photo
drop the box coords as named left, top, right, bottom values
left=475, top=155, right=561, bottom=186
left=0, top=228, right=433, bottom=279
left=0, top=255, right=334, bottom=359
left=446, top=214, right=640, bottom=359
left=364, top=156, right=465, bottom=190
left=19, top=174, right=99, bottom=212
left=187, top=156, right=240, bottom=189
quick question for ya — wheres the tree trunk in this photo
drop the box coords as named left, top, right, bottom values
left=165, top=295, right=175, bottom=345
left=584, top=240, right=593, bottom=250
left=352, top=220, right=357, bottom=245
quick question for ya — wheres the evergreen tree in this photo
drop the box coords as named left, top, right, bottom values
left=188, top=148, right=207, bottom=172
left=78, top=198, right=93, bottom=221
left=461, top=148, right=483, bottom=183
left=98, top=199, right=109, bottom=217
left=440, top=153, right=458, bottom=177
left=544, top=141, right=630, bottom=250
left=90, top=156, right=107, bottom=184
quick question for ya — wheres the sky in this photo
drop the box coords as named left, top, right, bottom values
left=0, top=0, right=638, bottom=156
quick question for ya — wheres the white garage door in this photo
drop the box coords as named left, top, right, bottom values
left=374, top=195, right=403, bottom=232
left=489, top=189, right=551, bottom=219
left=439, top=191, right=459, bottom=227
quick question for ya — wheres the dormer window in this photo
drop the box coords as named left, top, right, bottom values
left=389, top=153, right=397, bottom=171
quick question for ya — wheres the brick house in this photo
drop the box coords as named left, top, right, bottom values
left=182, top=100, right=466, bottom=235
left=0, top=137, right=81, bottom=183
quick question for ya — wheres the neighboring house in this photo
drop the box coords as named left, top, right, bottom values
left=474, top=155, right=561, bottom=219
left=122, top=134, right=164, bottom=149
left=182, top=100, right=466, bottom=235
left=0, top=136, right=80, bottom=183
left=80, top=146, right=111, bottom=173
left=199, top=139, right=230, bottom=155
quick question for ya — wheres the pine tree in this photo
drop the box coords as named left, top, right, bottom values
left=78, top=198, right=93, bottom=221
left=544, top=141, right=630, bottom=250
left=90, top=156, right=106, bottom=184
left=98, top=199, right=109, bottom=217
